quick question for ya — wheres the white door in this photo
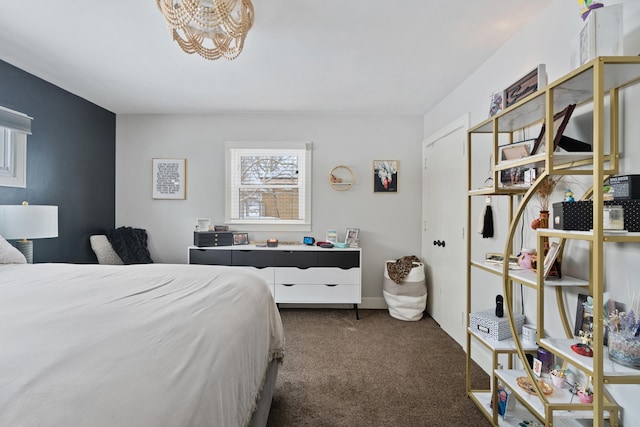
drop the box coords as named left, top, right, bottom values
left=422, top=114, right=468, bottom=346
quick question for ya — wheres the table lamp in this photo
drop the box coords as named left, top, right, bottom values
left=0, top=201, right=58, bottom=263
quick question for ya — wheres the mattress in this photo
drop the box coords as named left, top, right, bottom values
left=0, top=263, right=284, bottom=427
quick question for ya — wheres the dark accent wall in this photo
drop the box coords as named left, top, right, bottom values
left=0, top=60, right=116, bottom=263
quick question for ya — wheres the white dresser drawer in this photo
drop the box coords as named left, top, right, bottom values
left=275, top=267, right=360, bottom=285
left=275, top=283, right=360, bottom=303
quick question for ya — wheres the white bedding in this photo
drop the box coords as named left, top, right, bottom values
left=0, top=263, right=284, bottom=427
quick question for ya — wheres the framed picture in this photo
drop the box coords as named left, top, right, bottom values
left=531, top=104, right=576, bottom=155
left=543, top=241, right=562, bottom=279
left=345, top=227, right=359, bottom=244
left=574, top=294, right=594, bottom=337
left=326, top=229, right=338, bottom=243
left=504, top=64, right=547, bottom=108
left=233, top=232, right=249, bottom=245
left=532, top=358, right=543, bottom=378
left=152, top=158, right=186, bottom=200
left=373, top=160, right=398, bottom=193
left=488, top=90, right=505, bottom=117
left=498, top=139, right=534, bottom=186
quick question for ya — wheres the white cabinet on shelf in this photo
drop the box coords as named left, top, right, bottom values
left=188, top=245, right=362, bottom=318
left=466, top=57, right=640, bottom=427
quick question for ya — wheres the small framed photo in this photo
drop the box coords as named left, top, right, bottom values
left=233, top=232, right=249, bottom=245
left=532, top=358, right=543, bottom=378
left=152, top=158, right=186, bottom=200
left=488, top=90, right=505, bottom=117
left=531, top=104, right=576, bottom=155
left=574, top=294, right=594, bottom=337
left=543, top=241, right=562, bottom=279
left=344, top=227, right=359, bottom=244
left=497, top=139, right=534, bottom=186
left=326, top=229, right=338, bottom=243
left=373, top=160, right=398, bottom=193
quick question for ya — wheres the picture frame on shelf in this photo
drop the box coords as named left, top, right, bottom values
left=152, top=158, right=186, bottom=200
left=326, top=229, right=338, bottom=244
left=574, top=294, right=594, bottom=337
left=344, top=227, right=359, bottom=245
left=373, top=160, right=398, bottom=193
left=498, top=139, right=535, bottom=186
left=532, top=358, right=543, bottom=378
left=543, top=241, right=562, bottom=279
left=233, top=232, right=249, bottom=245
left=504, top=64, right=547, bottom=108
left=488, top=90, right=505, bottom=117
left=530, top=104, right=577, bottom=155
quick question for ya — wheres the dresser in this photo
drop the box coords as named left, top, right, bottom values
left=188, top=245, right=362, bottom=318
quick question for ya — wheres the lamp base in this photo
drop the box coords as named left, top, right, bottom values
left=14, top=239, right=33, bottom=264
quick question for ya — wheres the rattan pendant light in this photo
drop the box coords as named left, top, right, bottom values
left=157, top=0, right=254, bottom=60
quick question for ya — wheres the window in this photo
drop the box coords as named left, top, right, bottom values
left=0, top=128, right=12, bottom=177
left=225, top=142, right=312, bottom=230
left=0, top=106, right=31, bottom=188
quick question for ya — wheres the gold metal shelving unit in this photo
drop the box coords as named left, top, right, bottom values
left=465, top=56, right=640, bottom=427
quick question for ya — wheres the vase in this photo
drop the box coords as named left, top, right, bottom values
left=578, top=390, right=593, bottom=404
left=539, top=210, right=550, bottom=250
left=551, top=374, right=565, bottom=388
left=608, top=331, right=640, bottom=369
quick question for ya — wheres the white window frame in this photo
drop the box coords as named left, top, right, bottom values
left=0, top=128, right=27, bottom=188
left=0, top=106, right=31, bottom=188
left=225, top=141, right=312, bottom=231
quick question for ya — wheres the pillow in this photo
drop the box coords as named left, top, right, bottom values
left=90, top=235, right=124, bottom=265
left=0, top=234, right=27, bottom=264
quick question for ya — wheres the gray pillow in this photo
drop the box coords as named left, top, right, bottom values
left=90, top=235, right=124, bottom=265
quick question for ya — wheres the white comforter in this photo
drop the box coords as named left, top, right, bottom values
left=0, top=263, right=284, bottom=427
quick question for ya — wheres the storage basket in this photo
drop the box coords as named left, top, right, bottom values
left=469, top=309, right=525, bottom=341
left=383, top=260, right=427, bottom=321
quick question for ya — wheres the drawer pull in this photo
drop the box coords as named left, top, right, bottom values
left=283, top=284, right=295, bottom=287
left=325, top=284, right=338, bottom=287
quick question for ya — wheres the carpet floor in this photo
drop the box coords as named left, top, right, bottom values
left=266, top=308, right=491, bottom=427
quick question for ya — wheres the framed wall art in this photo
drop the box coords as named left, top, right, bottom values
left=373, top=160, right=398, bottom=193
left=152, top=158, right=186, bottom=200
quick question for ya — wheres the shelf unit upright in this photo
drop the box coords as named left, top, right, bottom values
left=465, top=56, right=640, bottom=427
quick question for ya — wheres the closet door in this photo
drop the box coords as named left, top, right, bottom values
left=422, top=114, right=468, bottom=346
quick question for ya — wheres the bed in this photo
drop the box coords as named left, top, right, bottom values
left=0, top=261, right=284, bottom=427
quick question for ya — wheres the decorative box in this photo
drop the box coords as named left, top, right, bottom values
left=609, top=175, right=640, bottom=200
left=193, top=231, right=233, bottom=247
left=553, top=200, right=640, bottom=232
left=469, top=309, right=525, bottom=341
left=552, top=201, right=593, bottom=231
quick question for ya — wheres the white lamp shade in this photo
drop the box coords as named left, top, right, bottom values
left=0, top=205, right=58, bottom=240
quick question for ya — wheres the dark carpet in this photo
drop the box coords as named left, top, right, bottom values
left=266, top=309, right=491, bottom=427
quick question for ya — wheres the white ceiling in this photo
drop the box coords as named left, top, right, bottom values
left=0, top=1, right=552, bottom=115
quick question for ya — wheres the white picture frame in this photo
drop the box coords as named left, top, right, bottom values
left=344, top=227, right=359, bottom=244
left=532, top=358, right=543, bottom=378
left=152, top=158, right=186, bottom=200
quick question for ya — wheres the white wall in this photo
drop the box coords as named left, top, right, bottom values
left=422, top=0, right=640, bottom=423
left=115, top=113, right=423, bottom=307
